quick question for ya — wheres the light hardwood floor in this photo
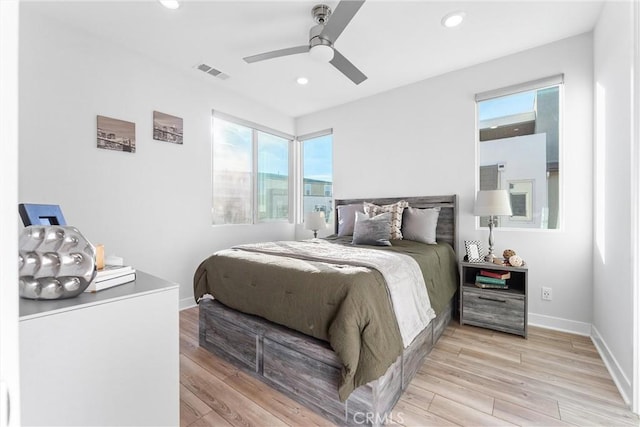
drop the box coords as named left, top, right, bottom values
left=180, top=307, right=639, bottom=426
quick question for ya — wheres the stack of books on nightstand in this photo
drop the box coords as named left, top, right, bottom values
left=85, top=265, right=136, bottom=292
left=475, top=269, right=510, bottom=289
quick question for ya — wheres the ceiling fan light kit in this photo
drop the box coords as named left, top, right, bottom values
left=243, top=0, right=367, bottom=85
left=309, top=44, right=334, bottom=62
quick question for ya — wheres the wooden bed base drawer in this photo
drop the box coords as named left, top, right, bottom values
left=263, top=338, right=345, bottom=416
left=402, top=317, right=433, bottom=388
left=201, top=312, right=257, bottom=371
left=199, top=299, right=454, bottom=426
left=462, top=288, right=525, bottom=335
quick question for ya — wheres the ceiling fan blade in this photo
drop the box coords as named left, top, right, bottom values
left=243, top=45, right=309, bottom=63
left=321, top=0, right=365, bottom=42
left=330, top=49, right=367, bottom=85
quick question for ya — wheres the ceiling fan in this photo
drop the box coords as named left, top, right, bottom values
left=243, top=1, right=367, bottom=85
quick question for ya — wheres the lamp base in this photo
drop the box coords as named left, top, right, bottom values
left=484, top=253, right=495, bottom=263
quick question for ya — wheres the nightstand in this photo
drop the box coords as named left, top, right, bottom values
left=459, top=261, right=528, bottom=338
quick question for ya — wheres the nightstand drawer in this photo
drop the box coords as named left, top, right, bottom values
left=462, top=288, right=525, bottom=335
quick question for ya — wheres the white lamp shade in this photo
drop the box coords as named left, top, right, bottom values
left=304, top=211, right=326, bottom=231
left=474, top=190, right=513, bottom=216
left=309, top=44, right=334, bottom=62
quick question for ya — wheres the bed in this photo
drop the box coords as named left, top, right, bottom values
left=194, top=195, right=458, bottom=426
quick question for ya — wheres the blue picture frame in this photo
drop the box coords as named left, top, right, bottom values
left=19, top=204, right=67, bottom=226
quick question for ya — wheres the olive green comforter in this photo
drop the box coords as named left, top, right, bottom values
left=193, top=237, right=458, bottom=401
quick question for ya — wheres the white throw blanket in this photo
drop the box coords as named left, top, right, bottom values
left=233, top=239, right=435, bottom=347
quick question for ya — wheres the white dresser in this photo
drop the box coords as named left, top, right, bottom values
left=19, top=271, right=179, bottom=426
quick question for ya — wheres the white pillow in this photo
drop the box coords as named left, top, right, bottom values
left=337, top=203, right=364, bottom=236
left=401, top=207, right=440, bottom=244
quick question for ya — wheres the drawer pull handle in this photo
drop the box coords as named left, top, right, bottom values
left=478, top=296, right=507, bottom=303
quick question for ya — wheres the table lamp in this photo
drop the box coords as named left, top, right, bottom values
left=474, top=190, right=512, bottom=262
left=305, top=211, right=326, bottom=238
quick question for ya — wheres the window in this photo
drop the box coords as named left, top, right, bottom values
left=257, top=131, right=289, bottom=221
left=476, top=75, right=563, bottom=229
left=300, top=131, right=333, bottom=225
left=212, top=112, right=292, bottom=224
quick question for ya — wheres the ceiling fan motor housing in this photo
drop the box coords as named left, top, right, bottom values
left=309, top=25, right=332, bottom=48
left=312, top=4, right=332, bottom=24
left=310, top=4, right=333, bottom=48
left=309, top=4, right=334, bottom=61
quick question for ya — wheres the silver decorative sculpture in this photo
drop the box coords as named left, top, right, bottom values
left=19, top=226, right=96, bottom=299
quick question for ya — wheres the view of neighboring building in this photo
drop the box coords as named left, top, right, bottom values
left=212, top=171, right=332, bottom=224
left=303, top=177, right=333, bottom=223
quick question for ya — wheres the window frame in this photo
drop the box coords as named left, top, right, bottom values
left=475, top=74, right=564, bottom=231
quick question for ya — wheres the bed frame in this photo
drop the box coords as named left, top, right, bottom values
left=199, top=195, right=457, bottom=426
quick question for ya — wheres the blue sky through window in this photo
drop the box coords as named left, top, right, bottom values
left=214, top=116, right=332, bottom=181
left=303, top=135, right=332, bottom=183
left=258, top=131, right=288, bottom=176
left=478, top=90, right=536, bottom=121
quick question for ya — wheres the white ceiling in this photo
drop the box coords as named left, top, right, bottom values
left=28, top=0, right=604, bottom=118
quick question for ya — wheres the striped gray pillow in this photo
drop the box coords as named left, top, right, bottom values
left=364, top=200, right=409, bottom=240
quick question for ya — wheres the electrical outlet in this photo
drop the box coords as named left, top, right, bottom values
left=542, top=287, right=552, bottom=301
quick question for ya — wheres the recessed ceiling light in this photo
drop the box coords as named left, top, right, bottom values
left=159, top=0, right=180, bottom=10
left=441, top=11, right=465, bottom=28
left=296, top=77, right=309, bottom=85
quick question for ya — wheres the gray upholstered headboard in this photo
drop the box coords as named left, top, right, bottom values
left=334, top=195, right=458, bottom=252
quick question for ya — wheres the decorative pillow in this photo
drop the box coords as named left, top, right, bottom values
left=363, top=200, right=409, bottom=240
left=401, top=207, right=441, bottom=244
left=337, top=203, right=364, bottom=236
left=352, top=212, right=392, bottom=246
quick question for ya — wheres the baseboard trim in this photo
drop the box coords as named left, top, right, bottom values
left=591, top=325, right=632, bottom=406
left=528, top=312, right=592, bottom=336
left=180, top=297, right=197, bottom=311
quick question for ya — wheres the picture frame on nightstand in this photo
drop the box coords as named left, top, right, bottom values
left=464, top=240, right=483, bottom=263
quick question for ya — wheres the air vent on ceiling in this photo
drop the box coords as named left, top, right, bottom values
left=196, top=63, right=230, bottom=80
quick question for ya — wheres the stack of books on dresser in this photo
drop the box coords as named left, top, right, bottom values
left=85, top=265, right=136, bottom=292
left=475, top=269, right=511, bottom=289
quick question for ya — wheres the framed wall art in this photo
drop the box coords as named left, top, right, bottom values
left=153, top=111, right=183, bottom=144
left=97, top=115, right=136, bottom=153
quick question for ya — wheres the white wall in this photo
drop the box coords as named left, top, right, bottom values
left=297, top=33, right=595, bottom=332
left=18, top=7, right=295, bottom=307
left=593, top=0, right=636, bottom=406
